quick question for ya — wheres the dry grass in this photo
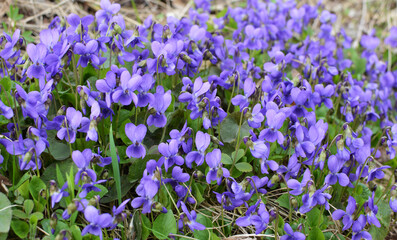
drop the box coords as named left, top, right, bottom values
left=1, top=0, right=397, bottom=43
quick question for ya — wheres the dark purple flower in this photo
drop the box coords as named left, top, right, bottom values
left=247, top=104, right=264, bottom=128
left=231, top=77, right=256, bottom=110
left=158, top=139, right=184, bottom=172
left=300, top=185, right=331, bottom=213
left=364, top=192, right=380, bottom=228
left=0, top=29, right=21, bottom=60
left=147, top=86, right=171, bottom=128
left=74, top=40, right=101, bottom=68
left=0, top=100, right=13, bottom=119
left=179, top=202, right=205, bottom=231
left=72, top=149, right=97, bottom=185
left=280, top=223, right=305, bottom=240
left=125, top=123, right=147, bottom=159
left=259, top=109, right=286, bottom=144
left=131, top=179, right=158, bottom=213
left=251, top=203, right=269, bottom=234
left=186, top=131, right=210, bottom=168
left=112, top=71, right=142, bottom=106
left=26, top=43, right=47, bottom=88
left=82, top=206, right=113, bottom=240
left=111, top=199, right=130, bottom=228
left=57, top=107, right=84, bottom=143
left=367, top=166, right=390, bottom=182
left=49, top=181, right=69, bottom=208
left=287, top=169, right=311, bottom=195
left=278, top=154, right=301, bottom=180
left=324, top=155, right=350, bottom=186
left=206, top=149, right=230, bottom=185
left=96, top=0, right=120, bottom=24
left=236, top=200, right=260, bottom=227
left=332, top=196, right=357, bottom=231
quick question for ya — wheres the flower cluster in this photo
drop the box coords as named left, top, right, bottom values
left=1, top=0, right=397, bottom=239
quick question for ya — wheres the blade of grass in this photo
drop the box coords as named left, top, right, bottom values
left=109, top=125, right=122, bottom=205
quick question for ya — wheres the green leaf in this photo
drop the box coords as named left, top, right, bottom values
left=369, top=200, right=391, bottom=240
left=0, top=193, right=12, bottom=233
left=11, top=220, right=29, bottom=239
left=0, top=77, right=12, bottom=92
left=56, top=163, right=65, bottom=186
left=152, top=210, right=177, bottom=239
left=21, top=31, right=34, bottom=44
left=69, top=225, right=82, bottom=240
left=276, top=194, right=290, bottom=209
left=101, top=176, right=134, bottom=203
left=109, top=125, right=122, bottom=205
left=30, top=212, right=43, bottom=221
left=23, top=199, right=34, bottom=215
left=192, top=182, right=205, bottom=204
left=9, top=172, right=30, bottom=192
left=128, top=154, right=160, bottom=182
left=308, top=227, right=324, bottom=240
left=231, top=149, right=245, bottom=162
left=141, top=214, right=151, bottom=240
left=307, top=208, right=323, bottom=227
left=12, top=209, right=28, bottom=220
left=219, top=112, right=250, bottom=143
left=235, top=162, right=252, bottom=172
left=47, top=130, right=70, bottom=160
left=29, top=176, right=46, bottom=201
left=230, top=167, right=243, bottom=178
left=221, top=153, right=233, bottom=165
left=0, top=233, right=8, bottom=240
left=193, top=214, right=213, bottom=240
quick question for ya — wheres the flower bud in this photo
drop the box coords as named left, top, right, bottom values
left=290, top=197, right=298, bottom=209
left=270, top=174, right=280, bottom=185
left=57, top=105, right=66, bottom=116
left=50, top=213, right=58, bottom=232
left=180, top=53, right=192, bottom=64
left=368, top=182, right=377, bottom=192
left=67, top=202, right=77, bottom=215
left=195, top=170, right=204, bottom=179
left=139, top=59, right=147, bottom=67
left=190, top=41, right=198, bottom=52
left=114, top=24, right=122, bottom=34
left=55, top=230, right=70, bottom=240
left=210, top=135, right=223, bottom=146
left=204, top=51, right=215, bottom=61
left=154, top=202, right=164, bottom=211
left=49, top=180, right=58, bottom=196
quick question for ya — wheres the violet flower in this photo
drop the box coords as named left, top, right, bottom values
left=280, top=223, right=305, bottom=240
left=147, top=86, right=172, bottom=128
left=179, top=202, right=206, bottom=231
left=82, top=206, right=113, bottom=240
left=332, top=196, right=357, bottom=231
left=186, top=131, right=210, bottom=168
left=125, top=123, right=147, bottom=159
left=158, top=139, right=184, bottom=172
left=26, top=43, right=47, bottom=89
left=72, top=149, right=96, bottom=185
left=206, top=149, right=230, bottom=185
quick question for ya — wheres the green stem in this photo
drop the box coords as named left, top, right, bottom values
left=230, top=110, right=245, bottom=172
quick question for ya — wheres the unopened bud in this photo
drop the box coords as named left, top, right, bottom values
left=210, top=135, right=223, bottom=146
left=67, top=202, right=77, bottom=215
left=290, top=197, right=298, bottom=209
left=180, top=53, right=192, bottom=64
left=114, top=24, right=122, bottom=34
left=270, top=174, right=280, bottom=185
